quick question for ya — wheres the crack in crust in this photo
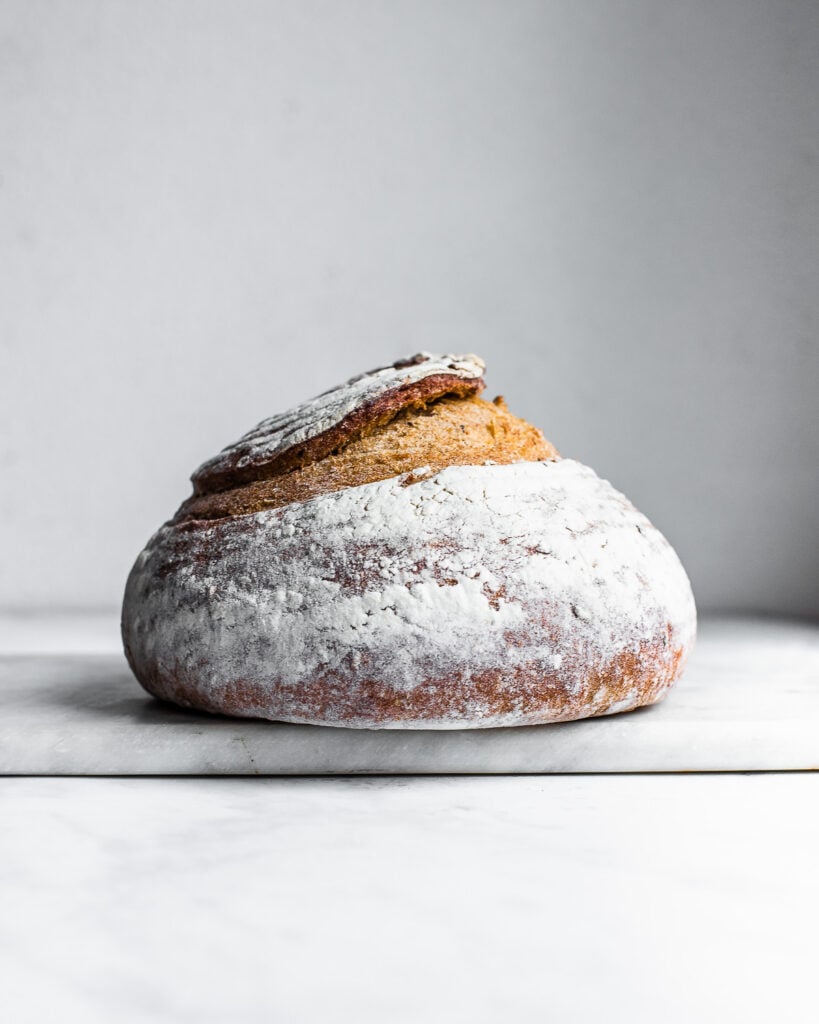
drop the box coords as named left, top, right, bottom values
left=176, top=394, right=559, bottom=523
left=192, top=355, right=486, bottom=496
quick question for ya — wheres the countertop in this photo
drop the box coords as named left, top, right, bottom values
left=2, top=614, right=817, bottom=1023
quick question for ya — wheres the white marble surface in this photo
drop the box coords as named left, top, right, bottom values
left=2, top=774, right=817, bottom=1024
left=2, top=614, right=817, bottom=1021
left=2, top=617, right=818, bottom=773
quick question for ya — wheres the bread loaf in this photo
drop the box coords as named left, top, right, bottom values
left=122, top=353, right=696, bottom=728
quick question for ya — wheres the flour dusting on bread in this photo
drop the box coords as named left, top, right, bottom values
left=123, top=459, right=696, bottom=729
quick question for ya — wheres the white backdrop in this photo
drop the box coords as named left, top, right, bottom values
left=1, top=0, right=817, bottom=616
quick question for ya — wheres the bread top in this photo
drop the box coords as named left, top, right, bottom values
left=191, top=352, right=487, bottom=495
left=178, top=353, right=559, bottom=523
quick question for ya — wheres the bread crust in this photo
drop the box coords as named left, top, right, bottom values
left=177, top=394, right=558, bottom=522
left=192, top=353, right=486, bottom=495
left=122, top=459, right=696, bottom=729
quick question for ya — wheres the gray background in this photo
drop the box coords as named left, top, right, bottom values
left=1, top=0, right=817, bottom=618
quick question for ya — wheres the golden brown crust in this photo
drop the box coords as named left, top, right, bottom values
left=177, top=395, right=559, bottom=523
left=191, top=371, right=485, bottom=496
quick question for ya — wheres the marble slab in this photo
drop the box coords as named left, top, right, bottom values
left=1, top=616, right=817, bottom=774
left=4, top=774, right=817, bottom=1024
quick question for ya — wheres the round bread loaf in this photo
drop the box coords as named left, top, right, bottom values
left=122, top=353, right=696, bottom=728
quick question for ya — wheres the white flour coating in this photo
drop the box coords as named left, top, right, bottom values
left=123, top=459, right=697, bottom=729
left=192, top=352, right=485, bottom=484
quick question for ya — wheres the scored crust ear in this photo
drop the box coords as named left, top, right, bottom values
left=176, top=392, right=558, bottom=522
left=191, top=352, right=487, bottom=496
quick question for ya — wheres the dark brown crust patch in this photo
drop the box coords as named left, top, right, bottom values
left=192, top=372, right=484, bottom=497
